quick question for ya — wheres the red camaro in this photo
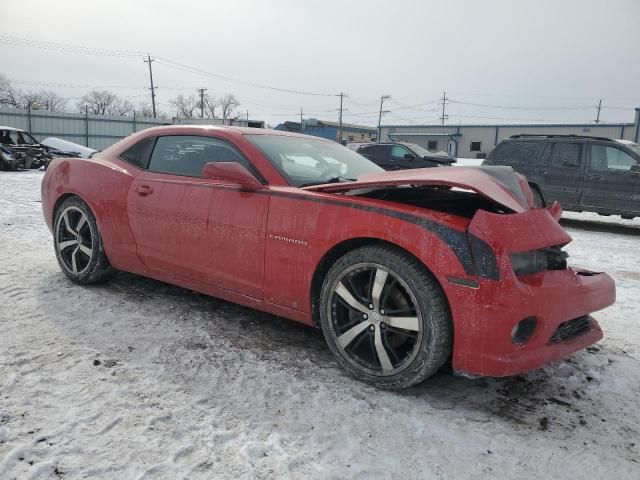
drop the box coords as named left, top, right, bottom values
left=41, top=126, right=615, bottom=389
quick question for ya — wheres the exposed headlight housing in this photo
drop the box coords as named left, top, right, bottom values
left=510, top=246, right=568, bottom=277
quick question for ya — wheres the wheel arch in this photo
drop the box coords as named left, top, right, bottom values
left=309, top=237, right=452, bottom=329
left=528, top=181, right=546, bottom=207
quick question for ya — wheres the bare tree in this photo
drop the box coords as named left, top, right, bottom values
left=136, top=101, right=155, bottom=118
left=109, top=97, right=134, bottom=116
left=37, top=90, right=68, bottom=112
left=0, top=74, right=21, bottom=108
left=204, top=95, right=218, bottom=119
left=18, top=89, right=68, bottom=111
left=77, top=90, right=118, bottom=115
left=218, top=94, right=240, bottom=121
left=170, top=94, right=199, bottom=119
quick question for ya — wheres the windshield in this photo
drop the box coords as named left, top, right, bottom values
left=404, top=143, right=434, bottom=157
left=4, top=130, right=38, bottom=145
left=246, top=134, right=383, bottom=187
left=404, top=142, right=450, bottom=158
left=625, top=142, right=640, bottom=156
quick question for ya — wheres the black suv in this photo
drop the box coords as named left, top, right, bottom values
left=356, top=142, right=456, bottom=170
left=484, top=134, right=640, bottom=219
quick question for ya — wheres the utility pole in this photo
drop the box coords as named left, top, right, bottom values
left=144, top=54, right=157, bottom=119
left=197, top=88, right=207, bottom=119
left=378, top=95, right=391, bottom=141
left=440, top=91, right=448, bottom=125
left=338, top=92, right=346, bottom=144
left=595, top=99, right=602, bottom=124
left=300, top=107, right=304, bottom=133
left=246, top=110, right=249, bottom=125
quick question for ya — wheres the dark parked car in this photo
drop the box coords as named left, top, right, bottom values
left=0, top=126, right=53, bottom=170
left=357, top=142, right=456, bottom=170
left=484, top=134, right=640, bottom=218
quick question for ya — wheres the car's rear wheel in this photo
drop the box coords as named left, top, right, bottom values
left=53, top=197, right=117, bottom=284
left=319, top=245, right=452, bottom=389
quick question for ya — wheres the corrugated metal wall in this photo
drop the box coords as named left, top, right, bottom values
left=0, top=107, right=170, bottom=151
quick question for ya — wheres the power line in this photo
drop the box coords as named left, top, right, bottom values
left=154, top=57, right=338, bottom=97
left=447, top=99, right=595, bottom=110
left=0, top=35, right=145, bottom=59
left=0, top=34, right=338, bottom=97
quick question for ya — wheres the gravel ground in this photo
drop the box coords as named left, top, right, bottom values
left=1, top=171, right=639, bottom=479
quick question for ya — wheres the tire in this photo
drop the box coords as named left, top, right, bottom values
left=531, top=185, right=545, bottom=208
left=319, top=245, right=452, bottom=389
left=53, top=196, right=117, bottom=284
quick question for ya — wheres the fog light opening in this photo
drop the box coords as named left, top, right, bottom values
left=511, top=317, right=537, bottom=344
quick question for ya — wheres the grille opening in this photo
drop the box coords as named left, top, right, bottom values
left=550, top=315, right=591, bottom=343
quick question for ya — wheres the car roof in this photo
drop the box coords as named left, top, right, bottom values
left=508, top=134, right=613, bottom=142
left=0, top=125, right=25, bottom=132
left=139, top=124, right=328, bottom=139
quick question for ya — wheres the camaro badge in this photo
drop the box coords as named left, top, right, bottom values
left=268, top=234, right=308, bottom=246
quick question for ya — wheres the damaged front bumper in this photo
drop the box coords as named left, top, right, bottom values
left=445, top=206, right=616, bottom=377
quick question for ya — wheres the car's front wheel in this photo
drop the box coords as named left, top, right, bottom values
left=53, top=196, right=117, bottom=284
left=319, top=245, right=452, bottom=389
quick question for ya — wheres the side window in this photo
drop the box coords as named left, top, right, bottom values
left=550, top=143, right=581, bottom=168
left=18, top=132, right=37, bottom=145
left=537, top=143, right=554, bottom=166
left=148, top=135, right=251, bottom=178
left=360, top=144, right=388, bottom=160
left=591, top=145, right=638, bottom=172
left=488, top=142, right=539, bottom=164
left=120, top=137, right=155, bottom=169
left=8, top=131, right=20, bottom=144
left=391, top=145, right=410, bottom=159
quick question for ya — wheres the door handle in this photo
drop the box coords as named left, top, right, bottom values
left=135, top=185, right=154, bottom=196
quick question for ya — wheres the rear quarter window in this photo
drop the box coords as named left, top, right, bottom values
left=120, top=137, right=155, bottom=169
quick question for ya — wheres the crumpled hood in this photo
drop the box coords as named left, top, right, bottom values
left=302, top=166, right=533, bottom=213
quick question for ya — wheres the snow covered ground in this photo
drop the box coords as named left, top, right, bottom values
left=1, top=171, right=639, bottom=479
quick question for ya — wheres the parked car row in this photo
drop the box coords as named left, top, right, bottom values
left=348, top=134, right=640, bottom=219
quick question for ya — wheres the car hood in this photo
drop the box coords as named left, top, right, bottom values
left=302, top=166, right=532, bottom=213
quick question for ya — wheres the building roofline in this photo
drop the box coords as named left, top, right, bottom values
left=381, top=122, right=634, bottom=129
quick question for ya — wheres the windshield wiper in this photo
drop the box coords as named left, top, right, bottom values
left=300, top=177, right=356, bottom=187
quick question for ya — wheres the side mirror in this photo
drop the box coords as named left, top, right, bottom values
left=630, top=164, right=640, bottom=176
left=202, top=162, right=265, bottom=190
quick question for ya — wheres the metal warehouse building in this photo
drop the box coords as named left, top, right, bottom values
left=380, top=108, right=640, bottom=158
left=275, top=119, right=377, bottom=143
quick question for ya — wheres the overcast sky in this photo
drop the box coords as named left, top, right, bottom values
left=1, top=0, right=639, bottom=127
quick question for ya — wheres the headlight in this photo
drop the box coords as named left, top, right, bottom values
left=510, top=246, right=568, bottom=277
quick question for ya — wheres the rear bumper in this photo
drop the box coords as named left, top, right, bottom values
left=449, top=266, right=615, bottom=377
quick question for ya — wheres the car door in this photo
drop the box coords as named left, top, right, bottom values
left=538, top=141, right=585, bottom=209
left=126, top=134, right=269, bottom=298
left=358, top=144, right=392, bottom=170
left=580, top=143, right=640, bottom=215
